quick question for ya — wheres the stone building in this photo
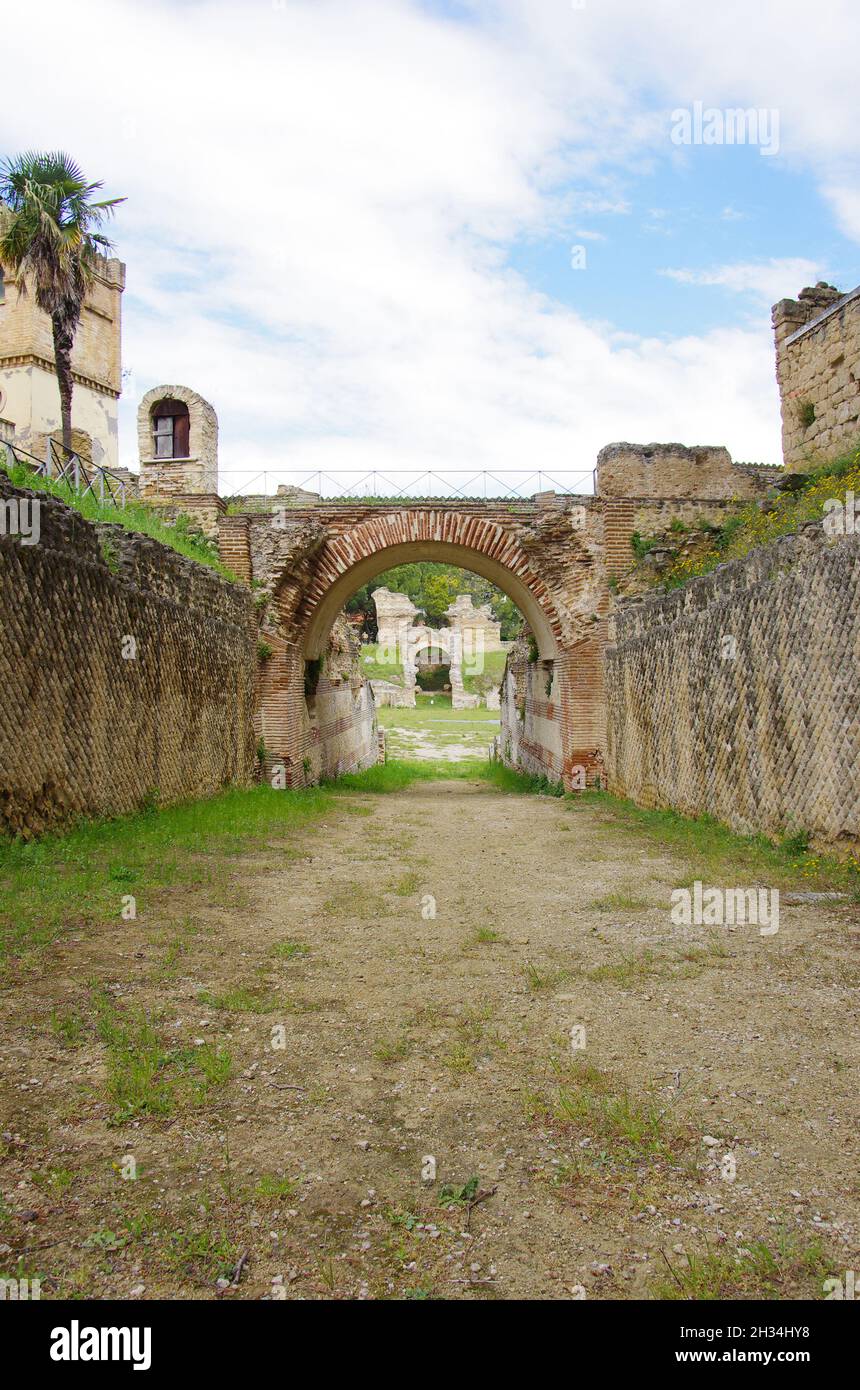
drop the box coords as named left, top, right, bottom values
left=0, top=256, right=125, bottom=468
left=372, top=586, right=505, bottom=709
left=136, top=383, right=223, bottom=537
left=444, top=594, right=502, bottom=653
left=773, top=281, right=860, bottom=471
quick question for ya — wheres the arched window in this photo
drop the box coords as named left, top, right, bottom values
left=151, top=400, right=190, bottom=459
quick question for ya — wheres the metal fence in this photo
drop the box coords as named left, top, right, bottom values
left=0, top=437, right=127, bottom=506
left=219, top=467, right=596, bottom=501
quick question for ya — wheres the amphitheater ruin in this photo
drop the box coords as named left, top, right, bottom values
left=1, top=279, right=859, bottom=849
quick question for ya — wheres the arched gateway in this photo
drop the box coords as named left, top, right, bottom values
left=148, top=435, right=776, bottom=789
left=218, top=495, right=612, bottom=789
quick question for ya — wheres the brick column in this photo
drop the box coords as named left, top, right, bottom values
left=218, top=515, right=253, bottom=585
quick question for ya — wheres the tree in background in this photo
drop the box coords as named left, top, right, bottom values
left=345, top=562, right=522, bottom=639
left=0, top=151, right=124, bottom=453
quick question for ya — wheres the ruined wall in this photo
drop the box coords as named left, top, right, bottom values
left=0, top=478, right=256, bottom=837
left=604, top=523, right=860, bottom=851
left=498, top=637, right=605, bottom=788
left=773, top=282, right=860, bottom=471
left=596, top=443, right=774, bottom=500
left=307, top=615, right=379, bottom=780
left=499, top=639, right=564, bottom=782
left=254, top=614, right=379, bottom=785
left=219, top=459, right=776, bottom=789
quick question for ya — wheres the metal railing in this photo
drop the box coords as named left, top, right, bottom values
left=0, top=436, right=127, bottom=506
left=219, top=467, right=596, bottom=502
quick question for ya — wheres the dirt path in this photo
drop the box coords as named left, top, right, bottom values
left=1, top=781, right=858, bottom=1300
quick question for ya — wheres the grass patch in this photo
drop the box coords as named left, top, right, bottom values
left=271, top=940, right=310, bottom=960
left=661, top=448, right=860, bottom=589
left=0, top=784, right=338, bottom=971
left=575, top=791, right=860, bottom=894
left=0, top=455, right=235, bottom=578
left=326, top=759, right=488, bottom=793
left=255, top=1173, right=300, bottom=1202
left=50, top=1008, right=87, bottom=1046
left=587, top=939, right=728, bottom=986
left=522, top=962, right=568, bottom=992
left=393, top=871, right=422, bottom=896
left=360, top=643, right=406, bottom=684
left=373, top=1034, right=413, bottom=1063
left=197, top=987, right=279, bottom=1014
left=652, top=1232, right=830, bottom=1300
left=92, top=988, right=232, bottom=1123
left=590, top=889, right=653, bottom=911
left=481, top=764, right=565, bottom=796
left=525, top=1056, right=692, bottom=1177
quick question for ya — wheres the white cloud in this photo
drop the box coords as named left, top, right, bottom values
left=660, top=258, right=825, bottom=304
left=1, top=0, right=857, bottom=487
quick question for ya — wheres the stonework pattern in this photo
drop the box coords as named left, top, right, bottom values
left=604, top=524, right=860, bottom=850
left=0, top=477, right=256, bottom=837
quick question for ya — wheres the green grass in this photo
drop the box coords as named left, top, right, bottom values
left=575, top=790, right=860, bottom=893
left=661, top=447, right=860, bottom=590
left=461, top=647, right=507, bottom=695
left=4, top=759, right=854, bottom=984
left=587, top=939, right=729, bottom=986
left=373, top=1034, right=413, bottom=1063
left=589, top=889, right=653, bottom=911
left=0, top=784, right=337, bottom=972
left=326, top=759, right=487, bottom=792
left=0, top=455, right=236, bottom=579
left=271, top=940, right=310, bottom=960
left=522, top=962, right=568, bottom=992
left=197, top=986, right=279, bottom=1014
left=525, top=1057, right=690, bottom=1175
left=481, top=763, right=566, bottom=796
left=91, top=989, right=231, bottom=1123
left=254, top=1173, right=300, bottom=1201
left=360, top=643, right=406, bottom=684
left=377, top=701, right=497, bottom=724
left=651, top=1232, right=830, bottom=1300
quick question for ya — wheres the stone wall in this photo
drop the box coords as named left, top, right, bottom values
left=0, top=477, right=256, bottom=837
left=218, top=454, right=776, bottom=790
left=604, top=523, right=860, bottom=851
left=596, top=443, right=775, bottom=500
left=773, top=282, right=860, bottom=471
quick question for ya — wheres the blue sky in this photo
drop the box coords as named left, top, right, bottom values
left=4, top=0, right=859, bottom=493
left=509, top=148, right=857, bottom=341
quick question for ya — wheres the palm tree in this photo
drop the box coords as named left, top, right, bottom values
left=0, top=151, right=124, bottom=455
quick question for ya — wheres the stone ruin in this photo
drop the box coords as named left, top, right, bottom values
left=371, top=586, right=507, bottom=709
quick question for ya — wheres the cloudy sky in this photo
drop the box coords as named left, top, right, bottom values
left=4, top=0, right=859, bottom=494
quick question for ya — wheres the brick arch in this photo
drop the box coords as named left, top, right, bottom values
left=274, top=511, right=564, bottom=659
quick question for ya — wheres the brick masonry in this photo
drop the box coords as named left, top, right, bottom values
left=604, top=522, right=860, bottom=850
left=223, top=448, right=776, bottom=790
left=0, top=476, right=257, bottom=836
